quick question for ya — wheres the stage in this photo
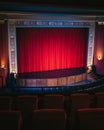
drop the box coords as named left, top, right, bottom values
left=16, top=68, right=87, bottom=87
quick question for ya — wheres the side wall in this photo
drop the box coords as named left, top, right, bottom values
left=0, top=21, right=8, bottom=86
left=94, top=22, right=104, bottom=75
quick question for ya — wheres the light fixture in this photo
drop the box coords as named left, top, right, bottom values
left=0, top=64, right=6, bottom=69
left=87, top=65, right=92, bottom=73
left=97, top=55, right=103, bottom=61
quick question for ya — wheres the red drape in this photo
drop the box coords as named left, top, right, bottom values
left=16, top=28, right=88, bottom=73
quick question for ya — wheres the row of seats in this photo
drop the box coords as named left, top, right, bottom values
left=0, top=92, right=104, bottom=130
left=65, top=92, right=104, bottom=130
left=76, top=108, right=104, bottom=130
left=1, top=108, right=104, bottom=130
left=0, top=109, right=66, bottom=130
left=0, top=111, right=22, bottom=130
left=0, top=95, right=65, bottom=130
left=1, top=92, right=104, bottom=111
left=0, top=94, right=64, bottom=110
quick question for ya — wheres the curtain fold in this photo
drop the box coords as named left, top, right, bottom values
left=16, top=28, right=88, bottom=73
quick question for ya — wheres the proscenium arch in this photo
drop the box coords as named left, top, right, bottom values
left=8, top=14, right=95, bottom=73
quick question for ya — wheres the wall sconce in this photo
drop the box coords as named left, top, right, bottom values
left=87, top=65, right=92, bottom=73
left=0, top=64, right=6, bottom=70
left=97, top=55, right=103, bottom=61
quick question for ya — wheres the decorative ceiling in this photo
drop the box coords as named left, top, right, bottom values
left=0, top=0, right=104, bottom=15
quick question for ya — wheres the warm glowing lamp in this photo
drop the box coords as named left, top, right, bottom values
left=0, top=64, right=6, bottom=69
left=87, top=65, right=92, bottom=73
left=97, top=55, right=103, bottom=61
left=1, top=64, right=5, bottom=68
left=97, top=50, right=103, bottom=61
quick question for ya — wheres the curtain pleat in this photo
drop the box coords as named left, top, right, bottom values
left=16, top=28, right=88, bottom=73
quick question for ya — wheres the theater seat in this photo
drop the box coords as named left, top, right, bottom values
left=32, top=109, right=66, bottom=130
left=42, top=94, right=64, bottom=109
left=17, top=95, right=38, bottom=130
left=70, top=93, right=91, bottom=110
left=95, top=92, right=104, bottom=108
left=0, top=111, right=22, bottom=130
left=76, top=108, right=104, bottom=130
left=17, top=95, right=38, bottom=111
left=0, top=96, right=12, bottom=110
left=69, top=93, right=91, bottom=130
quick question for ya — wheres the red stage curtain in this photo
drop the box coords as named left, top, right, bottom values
left=16, top=28, right=88, bottom=73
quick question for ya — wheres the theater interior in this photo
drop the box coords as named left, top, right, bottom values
left=0, top=1, right=104, bottom=130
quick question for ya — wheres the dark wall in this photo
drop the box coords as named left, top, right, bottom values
left=0, top=21, right=8, bottom=86
left=94, top=23, right=104, bottom=75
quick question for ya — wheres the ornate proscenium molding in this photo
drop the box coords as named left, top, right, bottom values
left=8, top=14, right=95, bottom=73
